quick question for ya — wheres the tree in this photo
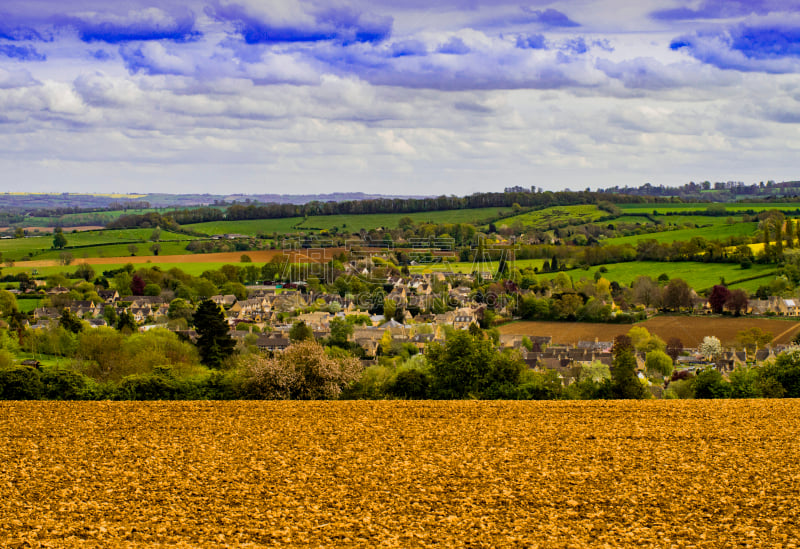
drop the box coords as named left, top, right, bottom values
left=131, top=274, right=146, bottom=296
left=116, top=310, right=137, bottom=333
left=59, top=252, right=74, bottom=266
left=698, top=336, right=722, bottom=361
left=0, top=290, right=18, bottom=317
left=74, top=263, right=95, bottom=282
left=666, top=337, right=683, bottom=363
left=59, top=309, right=83, bottom=334
left=662, top=278, right=692, bottom=311
left=193, top=299, right=236, bottom=368
left=724, top=289, right=748, bottom=316
left=645, top=350, right=673, bottom=378
left=383, top=298, right=396, bottom=323
left=708, top=285, right=730, bottom=314
left=694, top=368, right=731, bottom=399
left=242, top=340, right=362, bottom=399
left=128, top=244, right=138, bottom=256
left=289, top=320, right=314, bottom=342
left=149, top=242, right=161, bottom=256
left=328, top=318, right=353, bottom=348
left=427, top=330, right=524, bottom=398
left=143, top=283, right=161, bottom=297
left=150, top=226, right=161, bottom=242
left=736, top=328, right=772, bottom=354
left=632, top=276, right=661, bottom=308
left=611, top=346, right=648, bottom=399
left=760, top=349, right=800, bottom=398
left=168, top=298, right=194, bottom=322
left=53, top=228, right=67, bottom=250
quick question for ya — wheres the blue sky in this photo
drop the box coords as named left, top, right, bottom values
left=1, top=0, right=800, bottom=195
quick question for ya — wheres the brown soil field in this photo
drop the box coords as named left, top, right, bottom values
left=2, top=400, right=799, bottom=548
left=21, top=248, right=347, bottom=268
left=499, top=316, right=800, bottom=347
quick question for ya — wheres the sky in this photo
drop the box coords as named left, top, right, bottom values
left=1, top=0, right=800, bottom=196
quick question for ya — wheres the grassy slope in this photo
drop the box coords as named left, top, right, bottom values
left=557, top=261, right=775, bottom=292
left=600, top=222, right=758, bottom=246
left=618, top=202, right=800, bottom=214
left=186, top=207, right=516, bottom=236
left=0, top=229, right=198, bottom=261
left=494, top=205, right=606, bottom=229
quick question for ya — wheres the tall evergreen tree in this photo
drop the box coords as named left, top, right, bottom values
left=194, top=300, right=236, bottom=368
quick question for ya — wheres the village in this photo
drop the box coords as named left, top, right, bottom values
left=16, top=256, right=796, bottom=392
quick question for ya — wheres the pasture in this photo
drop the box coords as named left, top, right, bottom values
left=2, top=401, right=798, bottom=548
left=186, top=207, right=516, bottom=236
left=618, top=202, right=800, bottom=214
left=600, top=222, right=758, bottom=246
left=566, top=261, right=775, bottom=292
left=494, top=205, right=606, bottom=229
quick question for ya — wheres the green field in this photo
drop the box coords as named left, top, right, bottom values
left=618, top=202, right=800, bottom=214
left=495, top=205, right=607, bottom=230
left=601, top=222, right=758, bottom=246
left=0, top=229, right=199, bottom=261
left=612, top=215, right=653, bottom=225
left=410, top=258, right=545, bottom=275
left=562, top=261, right=776, bottom=292
left=19, top=209, right=161, bottom=227
left=187, top=207, right=516, bottom=236
left=4, top=261, right=266, bottom=279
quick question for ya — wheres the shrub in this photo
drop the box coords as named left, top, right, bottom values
left=40, top=367, right=94, bottom=400
left=664, top=378, right=694, bottom=399
left=693, top=368, right=731, bottom=399
left=0, top=365, right=43, bottom=400
left=116, top=373, right=183, bottom=400
left=388, top=369, right=431, bottom=399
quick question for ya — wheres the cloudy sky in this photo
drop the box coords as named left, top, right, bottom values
left=1, top=0, right=799, bottom=196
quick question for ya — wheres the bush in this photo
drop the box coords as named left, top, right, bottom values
left=116, top=373, right=183, bottom=400
left=388, top=368, right=430, bottom=399
left=196, top=370, right=242, bottom=400
left=41, top=367, right=94, bottom=400
left=241, top=341, right=362, bottom=400
left=664, top=378, right=694, bottom=399
left=0, top=365, right=43, bottom=400
left=693, top=368, right=731, bottom=399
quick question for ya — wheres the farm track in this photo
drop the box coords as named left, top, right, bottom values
left=2, top=400, right=799, bottom=548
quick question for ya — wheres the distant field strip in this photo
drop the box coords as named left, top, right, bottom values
left=187, top=207, right=515, bottom=236
left=618, top=202, right=800, bottom=214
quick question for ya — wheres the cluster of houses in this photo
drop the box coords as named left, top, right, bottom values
left=15, top=270, right=795, bottom=387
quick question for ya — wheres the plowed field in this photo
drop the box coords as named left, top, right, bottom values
left=2, top=401, right=800, bottom=548
left=500, top=316, right=800, bottom=347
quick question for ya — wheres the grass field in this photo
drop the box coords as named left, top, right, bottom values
left=187, top=207, right=516, bottom=236
left=499, top=316, right=800, bottom=346
left=618, top=202, right=800, bottom=214
left=0, top=229, right=198, bottom=261
left=601, top=222, right=758, bottom=246
left=409, top=258, right=545, bottom=275
left=2, top=401, right=798, bottom=548
left=495, top=205, right=606, bottom=229
left=567, top=261, right=775, bottom=291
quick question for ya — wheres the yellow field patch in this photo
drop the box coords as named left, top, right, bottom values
left=3, top=192, right=147, bottom=199
left=2, top=401, right=799, bottom=547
